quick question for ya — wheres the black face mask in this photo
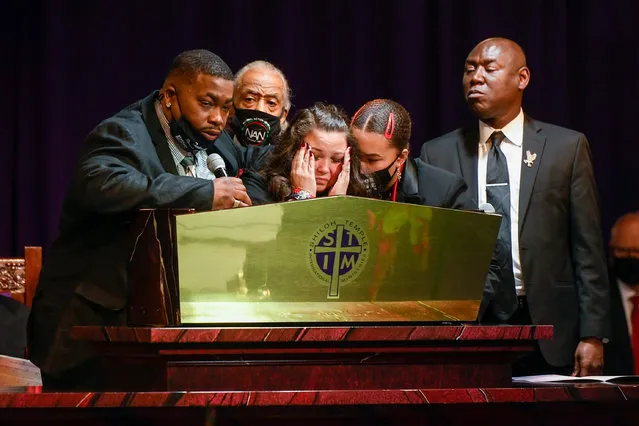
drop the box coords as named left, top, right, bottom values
left=613, top=257, right=639, bottom=285
left=168, top=91, right=216, bottom=153
left=363, top=157, right=399, bottom=198
left=230, top=107, right=282, bottom=146
left=169, top=116, right=215, bottom=153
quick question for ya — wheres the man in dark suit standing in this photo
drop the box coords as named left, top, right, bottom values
left=606, top=212, right=639, bottom=375
left=28, top=49, right=252, bottom=390
left=420, top=38, right=609, bottom=376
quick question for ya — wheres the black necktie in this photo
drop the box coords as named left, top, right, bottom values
left=181, top=155, right=195, bottom=177
left=486, top=131, right=518, bottom=319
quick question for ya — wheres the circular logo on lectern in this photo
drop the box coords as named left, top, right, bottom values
left=308, top=219, right=369, bottom=299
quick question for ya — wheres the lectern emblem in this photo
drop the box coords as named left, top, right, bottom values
left=308, top=219, right=369, bottom=299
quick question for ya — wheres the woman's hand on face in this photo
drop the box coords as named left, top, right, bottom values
left=328, top=147, right=351, bottom=196
left=290, top=143, right=317, bottom=196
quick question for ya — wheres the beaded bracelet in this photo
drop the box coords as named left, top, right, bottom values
left=286, top=187, right=315, bottom=201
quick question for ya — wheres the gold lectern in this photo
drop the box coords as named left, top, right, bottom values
left=128, top=196, right=501, bottom=326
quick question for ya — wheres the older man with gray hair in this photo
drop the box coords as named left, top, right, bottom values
left=230, top=60, right=292, bottom=147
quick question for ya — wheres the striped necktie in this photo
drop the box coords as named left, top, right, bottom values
left=180, top=155, right=195, bottom=177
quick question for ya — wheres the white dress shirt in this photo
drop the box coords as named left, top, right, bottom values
left=477, top=109, right=525, bottom=294
left=618, top=279, right=637, bottom=336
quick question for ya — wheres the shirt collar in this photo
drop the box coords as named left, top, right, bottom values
left=154, top=100, right=187, bottom=164
left=478, top=108, right=525, bottom=147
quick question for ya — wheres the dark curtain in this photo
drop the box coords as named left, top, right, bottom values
left=2, top=0, right=638, bottom=256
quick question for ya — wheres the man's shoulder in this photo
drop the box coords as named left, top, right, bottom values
left=91, top=93, right=156, bottom=136
left=421, top=126, right=471, bottom=153
left=425, top=127, right=466, bottom=145
left=527, top=117, right=586, bottom=141
left=413, top=157, right=461, bottom=184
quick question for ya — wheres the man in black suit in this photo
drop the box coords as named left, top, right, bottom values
left=28, top=49, right=252, bottom=390
left=606, top=212, right=639, bottom=375
left=420, top=38, right=609, bottom=376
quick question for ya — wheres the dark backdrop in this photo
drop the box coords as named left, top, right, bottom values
left=2, top=0, right=638, bottom=256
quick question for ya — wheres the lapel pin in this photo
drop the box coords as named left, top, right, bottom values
left=524, top=150, right=537, bottom=168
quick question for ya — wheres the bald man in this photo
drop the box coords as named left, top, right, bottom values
left=421, top=37, right=609, bottom=376
left=606, top=212, right=639, bottom=375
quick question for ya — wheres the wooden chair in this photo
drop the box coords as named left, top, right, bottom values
left=0, top=247, right=43, bottom=389
left=0, top=246, right=42, bottom=307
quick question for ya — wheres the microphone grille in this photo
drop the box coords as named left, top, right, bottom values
left=206, top=153, right=226, bottom=171
left=478, top=203, right=495, bottom=213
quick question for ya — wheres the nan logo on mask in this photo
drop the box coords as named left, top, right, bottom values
left=231, top=107, right=282, bottom=146
left=239, top=117, right=272, bottom=146
left=308, top=219, right=369, bottom=299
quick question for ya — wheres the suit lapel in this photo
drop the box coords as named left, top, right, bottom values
left=141, top=92, right=178, bottom=175
left=518, top=116, right=546, bottom=232
left=458, top=125, right=479, bottom=206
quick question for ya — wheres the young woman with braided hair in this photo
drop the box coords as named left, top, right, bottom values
left=351, top=99, right=468, bottom=207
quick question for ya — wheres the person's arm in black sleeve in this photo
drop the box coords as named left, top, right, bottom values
left=68, top=121, right=214, bottom=213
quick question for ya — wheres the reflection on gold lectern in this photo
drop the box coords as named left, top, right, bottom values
left=173, top=196, right=500, bottom=324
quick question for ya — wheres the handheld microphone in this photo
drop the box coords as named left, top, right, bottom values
left=206, top=153, right=228, bottom=178
left=478, top=203, right=496, bottom=213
